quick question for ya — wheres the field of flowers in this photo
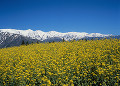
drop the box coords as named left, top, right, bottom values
left=0, top=39, right=120, bottom=86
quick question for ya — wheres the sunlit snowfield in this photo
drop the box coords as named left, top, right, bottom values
left=0, top=39, right=120, bottom=86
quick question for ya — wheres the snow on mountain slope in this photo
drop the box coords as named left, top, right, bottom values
left=0, top=29, right=111, bottom=41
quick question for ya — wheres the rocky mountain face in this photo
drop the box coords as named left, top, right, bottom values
left=0, top=31, right=41, bottom=48
left=0, top=29, right=111, bottom=41
left=0, top=29, right=117, bottom=48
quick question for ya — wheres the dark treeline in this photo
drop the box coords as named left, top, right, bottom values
left=21, top=40, right=40, bottom=46
left=21, top=37, right=120, bottom=45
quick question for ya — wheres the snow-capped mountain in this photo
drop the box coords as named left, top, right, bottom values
left=0, top=30, right=41, bottom=48
left=0, top=29, right=111, bottom=41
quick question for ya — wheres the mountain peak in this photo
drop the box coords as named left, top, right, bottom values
left=0, top=29, right=111, bottom=41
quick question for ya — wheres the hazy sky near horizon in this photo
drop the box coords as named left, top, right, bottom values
left=0, top=0, right=120, bottom=35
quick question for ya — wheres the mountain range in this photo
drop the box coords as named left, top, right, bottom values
left=0, top=29, right=119, bottom=48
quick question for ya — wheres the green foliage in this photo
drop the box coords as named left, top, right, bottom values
left=21, top=40, right=25, bottom=45
left=26, top=41, right=29, bottom=45
left=37, top=41, right=39, bottom=44
left=63, top=38, right=65, bottom=42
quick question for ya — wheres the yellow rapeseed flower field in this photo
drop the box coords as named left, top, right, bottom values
left=0, top=39, right=120, bottom=86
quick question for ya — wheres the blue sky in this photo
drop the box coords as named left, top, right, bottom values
left=0, top=0, right=120, bottom=35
